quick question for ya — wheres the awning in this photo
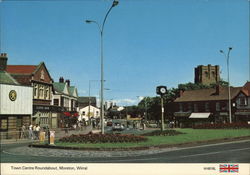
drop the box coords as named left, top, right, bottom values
left=189, top=113, right=211, bottom=119
left=174, top=112, right=191, bottom=117
left=63, top=112, right=71, bottom=117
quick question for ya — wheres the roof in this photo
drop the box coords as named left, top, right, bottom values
left=78, top=97, right=96, bottom=103
left=174, top=86, right=242, bottom=102
left=0, top=71, right=19, bottom=85
left=242, top=82, right=250, bottom=96
left=53, top=82, right=66, bottom=93
left=69, top=86, right=78, bottom=97
left=6, top=65, right=37, bottom=74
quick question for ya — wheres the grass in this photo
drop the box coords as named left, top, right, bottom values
left=53, top=128, right=250, bottom=149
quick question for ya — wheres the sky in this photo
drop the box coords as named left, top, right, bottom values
left=0, top=0, right=249, bottom=106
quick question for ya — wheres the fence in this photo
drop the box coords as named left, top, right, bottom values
left=0, top=126, right=93, bottom=141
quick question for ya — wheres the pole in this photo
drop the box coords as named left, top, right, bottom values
left=227, top=49, right=232, bottom=123
left=88, top=80, right=91, bottom=120
left=161, top=97, right=164, bottom=131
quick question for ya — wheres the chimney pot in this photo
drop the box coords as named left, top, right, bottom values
left=0, top=53, right=8, bottom=71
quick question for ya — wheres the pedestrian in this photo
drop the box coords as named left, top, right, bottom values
left=20, top=124, right=26, bottom=139
left=35, top=124, right=40, bottom=139
left=29, top=124, right=33, bottom=139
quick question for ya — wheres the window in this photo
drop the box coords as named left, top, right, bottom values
left=54, top=99, right=59, bottom=106
left=188, top=103, right=192, bottom=112
left=216, top=102, right=220, bottom=111
left=239, top=97, right=247, bottom=106
left=40, top=70, right=45, bottom=80
left=44, top=87, right=50, bottom=100
left=205, top=102, right=210, bottom=112
left=194, top=104, right=198, bottom=112
left=34, top=84, right=38, bottom=98
left=179, top=103, right=183, bottom=112
left=0, top=118, right=8, bottom=131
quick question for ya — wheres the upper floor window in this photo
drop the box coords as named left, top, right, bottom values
left=45, top=87, right=50, bottom=100
left=53, top=99, right=59, bottom=106
left=216, top=102, right=220, bottom=111
left=205, top=102, right=210, bottom=112
left=239, top=96, right=247, bottom=106
left=188, top=103, right=192, bottom=112
left=194, top=104, right=198, bottom=112
left=34, top=84, right=38, bottom=98
left=179, top=103, right=183, bottom=112
left=40, top=70, right=45, bottom=80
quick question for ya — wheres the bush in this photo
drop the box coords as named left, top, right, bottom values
left=142, top=130, right=184, bottom=136
left=59, top=133, right=147, bottom=143
left=193, top=122, right=250, bottom=129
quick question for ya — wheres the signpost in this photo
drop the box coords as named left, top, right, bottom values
left=156, top=86, right=167, bottom=131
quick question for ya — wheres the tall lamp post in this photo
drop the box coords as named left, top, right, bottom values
left=220, top=47, right=233, bottom=123
left=86, top=0, right=119, bottom=134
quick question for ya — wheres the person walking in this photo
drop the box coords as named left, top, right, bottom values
left=29, top=124, right=33, bottom=139
left=35, top=124, right=40, bottom=140
left=20, top=124, right=26, bottom=139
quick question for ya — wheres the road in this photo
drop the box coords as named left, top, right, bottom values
left=1, top=140, right=250, bottom=163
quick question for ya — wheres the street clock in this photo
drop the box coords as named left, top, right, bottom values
left=156, top=86, right=167, bottom=96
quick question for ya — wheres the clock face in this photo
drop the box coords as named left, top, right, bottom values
left=9, top=90, right=17, bottom=101
left=160, top=88, right=166, bottom=94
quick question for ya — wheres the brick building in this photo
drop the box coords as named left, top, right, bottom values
left=6, top=61, right=57, bottom=128
left=173, top=82, right=250, bottom=127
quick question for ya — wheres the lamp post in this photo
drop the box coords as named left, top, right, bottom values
left=86, top=0, right=119, bottom=134
left=220, top=47, right=233, bottom=123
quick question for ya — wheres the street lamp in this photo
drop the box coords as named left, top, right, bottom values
left=86, top=0, right=119, bottom=134
left=220, top=47, right=233, bottom=123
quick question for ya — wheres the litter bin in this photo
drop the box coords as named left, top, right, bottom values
left=49, top=131, right=55, bottom=145
left=39, top=132, right=45, bottom=143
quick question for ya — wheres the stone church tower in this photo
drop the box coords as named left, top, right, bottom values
left=194, top=64, right=220, bottom=85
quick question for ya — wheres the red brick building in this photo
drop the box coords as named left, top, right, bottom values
left=173, top=82, right=250, bottom=127
left=6, top=62, right=59, bottom=128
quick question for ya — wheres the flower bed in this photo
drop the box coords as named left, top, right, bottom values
left=142, top=130, right=184, bottom=136
left=193, top=122, right=250, bottom=129
left=59, top=133, right=147, bottom=143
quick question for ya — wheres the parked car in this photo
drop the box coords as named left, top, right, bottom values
left=112, top=123, right=125, bottom=131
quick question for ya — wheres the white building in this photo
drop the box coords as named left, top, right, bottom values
left=0, top=53, right=33, bottom=138
left=78, top=105, right=100, bottom=121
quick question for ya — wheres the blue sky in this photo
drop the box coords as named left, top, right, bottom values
left=0, top=0, right=249, bottom=106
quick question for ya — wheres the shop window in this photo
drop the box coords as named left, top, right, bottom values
left=0, top=118, right=8, bottom=131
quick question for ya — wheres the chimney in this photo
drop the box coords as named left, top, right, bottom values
left=0, top=53, right=8, bottom=71
left=59, top=77, right=64, bottom=83
left=179, top=89, right=184, bottom=97
left=65, top=79, right=70, bottom=86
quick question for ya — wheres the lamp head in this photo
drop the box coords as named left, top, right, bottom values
left=85, top=20, right=93, bottom=23
left=219, top=50, right=224, bottom=53
left=112, top=0, right=119, bottom=7
left=229, top=47, right=232, bottom=50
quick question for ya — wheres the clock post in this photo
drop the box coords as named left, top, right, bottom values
left=156, top=86, right=167, bottom=131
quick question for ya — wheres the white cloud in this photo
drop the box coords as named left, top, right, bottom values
left=113, top=98, right=138, bottom=106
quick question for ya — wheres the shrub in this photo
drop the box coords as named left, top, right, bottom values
left=142, top=130, right=184, bottom=136
left=193, top=122, right=250, bottom=129
left=59, top=133, right=147, bottom=143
